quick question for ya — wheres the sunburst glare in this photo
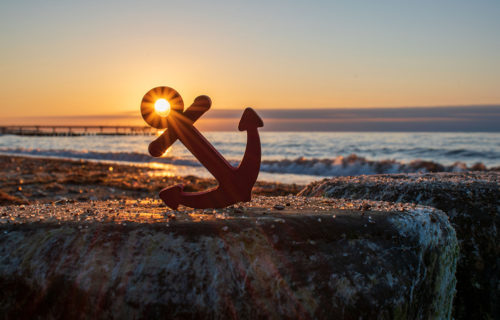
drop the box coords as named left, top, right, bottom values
left=154, top=99, right=170, bottom=117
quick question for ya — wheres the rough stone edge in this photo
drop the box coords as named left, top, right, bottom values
left=0, top=203, right=459, bottom=319
left=390, top=207, right=459, bottom=319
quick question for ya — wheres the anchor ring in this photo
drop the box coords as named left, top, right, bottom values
left=140, top=86, right=184, bottom=129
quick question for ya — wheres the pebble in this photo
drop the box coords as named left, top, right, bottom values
left=360, top=203, right=371, bottom=211
left=0, top=196, right=438, bottom=225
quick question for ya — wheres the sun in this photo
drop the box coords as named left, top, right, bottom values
left=154, top=99, right=170, bottom=117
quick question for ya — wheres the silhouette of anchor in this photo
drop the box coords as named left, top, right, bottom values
left=141, top=86, right=264, bottom=210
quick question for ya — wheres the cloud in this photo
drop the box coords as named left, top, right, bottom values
left=196, top=105, right=500, bottom=132
left=1, top=106, right=499, bottom=132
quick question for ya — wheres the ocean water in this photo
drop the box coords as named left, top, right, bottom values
left=0, top=132, right=498, bottom=184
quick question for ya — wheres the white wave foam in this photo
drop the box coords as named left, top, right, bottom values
left=0, top=148, right=489, bottom=177
left=261, top=154, right=479, bottom=176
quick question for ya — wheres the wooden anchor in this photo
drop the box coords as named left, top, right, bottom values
left=141, top=86, right=264, bottom=209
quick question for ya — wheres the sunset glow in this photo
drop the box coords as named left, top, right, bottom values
left=0, top=1, right=499, bottom=123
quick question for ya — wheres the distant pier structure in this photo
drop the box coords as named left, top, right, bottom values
left=0, top=125, right=158, bottom=136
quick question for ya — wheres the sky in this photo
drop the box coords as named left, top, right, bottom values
left=1, top=0, right=499, bottom=123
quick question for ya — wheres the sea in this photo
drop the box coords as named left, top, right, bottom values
left=0, top=132, right=498, bottom=184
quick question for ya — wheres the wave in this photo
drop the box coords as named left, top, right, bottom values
left=375, top=147, right=499, bottom=159
left=261, top=154, right=491, bottom=176
left=0, top=148, right=494, bottom=177
left=0, top=148, right=204, bottom=167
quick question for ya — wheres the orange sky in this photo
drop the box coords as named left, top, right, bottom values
left=1, top=1, right=499, bottom=119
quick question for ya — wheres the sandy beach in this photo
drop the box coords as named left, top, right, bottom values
left=0, top=155, right=303, bottom=206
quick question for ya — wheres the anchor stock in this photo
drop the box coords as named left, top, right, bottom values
left=148, top=95, right=211, bottom=157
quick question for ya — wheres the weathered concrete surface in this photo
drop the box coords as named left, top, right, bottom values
left=299, top=172, right=499, bottom=320
left=0, top=197, right=458, bottom=319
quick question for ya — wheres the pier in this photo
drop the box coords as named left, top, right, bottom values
left=0, top=125, right=158, bottom=136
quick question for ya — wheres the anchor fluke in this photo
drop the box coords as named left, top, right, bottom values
left=159, top=185, right=183, bottom=210
left=238, top=108, right=264, bottom=131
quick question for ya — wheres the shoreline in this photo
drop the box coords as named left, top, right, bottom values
left=0, top=155, right=303, bottom=206
left=2, top=153, right=498, bottom=207
left=0, top=151, right=326, bottom=185
left=2, top=131, right=499, bottom=179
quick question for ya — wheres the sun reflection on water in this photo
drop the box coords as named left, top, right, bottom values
left=147, top=162, right=176, bottom=178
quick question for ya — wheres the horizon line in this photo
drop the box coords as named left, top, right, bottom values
left=1, top=105, right=499, bottom=132
left=2, top=104, right=500, bottom=120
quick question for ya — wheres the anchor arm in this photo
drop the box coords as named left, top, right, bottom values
left=236, top=108, right=264, bottom=191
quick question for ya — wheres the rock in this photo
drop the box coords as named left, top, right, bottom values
left=0, top=197, right=458, bottom=319
left=299, top=172, right=499, bottom=320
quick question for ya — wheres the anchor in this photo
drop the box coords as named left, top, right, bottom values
left=141, top=86, right=264, bottom=210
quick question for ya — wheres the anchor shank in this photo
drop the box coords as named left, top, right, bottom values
left=169, top=115, right=236, bottom=187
